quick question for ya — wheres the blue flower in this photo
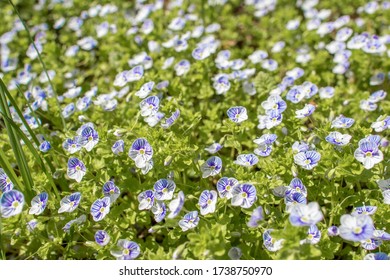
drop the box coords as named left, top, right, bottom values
left=39, top=141, right=51, bottom=152
left=128, top=138, right=153, bottom=169
left=0, top=168, right=14, bottom=193
left=247, top=206, right=264, bottom=228
left=300, top=225, right=321, bottom=245
left=110, top=239, right=140, bottom=260
left=126, top=65, right=144, bottom=82
left=95, top=230, right=110, bottom=246
left=373, top=230, right=390, bottom=241
left=339, top=214, right=375, bottom=242
left=294, top=150, right=321, bottom=170
left=295, top=104, right=316, bottom=118
left=227, top=106, right=248, bottom=123
left=217, top=177, right=238, bottom=199
left=135, top=81, right=154, bottom=99
left=371, top=115, right=390, bottom=132
left=285, top=192, right=307, bottom=212
left=331, top=115, right=355, bottom=128
left=292, top=141, right=310, bottom=154
left=67, top=157, right=86, bottom=183
left=62, top=138, right=82, bottom=154
left=231, top=184, right=257, bottom=208
left=27, top=219, right=38, bottom=232
left=285, top=178, right=307, bottom=197
left=138, top=190, right=154, bottom=210
left=213, top=74, right=230, bottom=95
left=76, top=126, right=99, bottom=152
left=198, top=190, right=218, bottom=215
left=368, top=90, right=387, bottom=103
left=58, top=192, right=81, bottom=213
left=200, top=156, right=222, bottom=178
left=168, top=191, right=185, bottom=219
left=289, top=202, right=323, bottom=226
left=328, top=226, right=340, bottom=237
left=286, top=86, right=305, bottom=103
left=234, top=154, right=259, bottom=166
left=179, top=211, right=200, bottom=231
left=29, top=192, right=48, bottom=215
left=174, top=59, right=190, bottom=76
left=354, top=140, right=383, bottom=169
left=263, top=229, right=284, bottom=252
left=139, top=96, right=160, bottom=117
left=359, top=135, right=381, bottom=146
left=161, top=109, right=180, bottom=129
left=361, top=238, right=381, bottom=251
left=205, top=143, right=223, bottom=154
left=353, top=205, right=377, bottom=216
left=319, top=86, right=335, bottom=99
left=364, top=252, right=390, bottom=260
left=0, top=190, right=24, bottom=218
left=62, top=103, right=75, bottom=118
left=154, top=179, right=176, bottom=200
left=151, top=201, right=167, bottom=222
left=257, top=110, right=283, bottom=129
left=103, top=181, right=120, bottom=203
left=62, top=215, right=86, bottom=233
left=253, top=134, right=277, bottom=146
left=254, top=145, right=272, bottom=157
left=325, top=131, right=352, bottom=146
left=90, top=197, right=110, bottom=222
left=112, top=139, right=125, bottom=155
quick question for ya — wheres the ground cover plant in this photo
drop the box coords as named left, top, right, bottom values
left=0, top=0, right=389, bottom=260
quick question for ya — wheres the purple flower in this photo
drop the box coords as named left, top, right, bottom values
left=138, top=190, right=154, bottom=210
left=231, top=184, right=257, bottom=209
left=289, top=202, right=323, bottom=226
left=1, top=190, right=24, bottom=218
left=103, top=181, right=120, bottom=203
left=76, top=126, right=99, bottom=152
left=263, top=229, right=284, bottom=252
left=200, top=156, right=222, bottom=178
left=331, top=115, right=355, bottom=128
left=285, top=178, right=307, bottom=197
left=112, top=139, right=125, bottom=155
left=247, top=206, right=264, bottom=228
left=62, top=138, right=82, bottom=154
left=168, top=191, right=185, bottom=219
left=205, top=143, right=223, bottom=154
left=198, top=190, right=218, bottom=215
left=325, top=131, right=352, bottom=146
left=139, top=96, right=160, bottom=117
left=58, top=192, right=81, bottom=213
left=217, top=177, right=238, bottom=199
left=128, top=138, right=153, bottom=169
left=295, top=104, right=316, bottom=118
left=95, top=230, right=110, bottom=246
left=339, top=214, right=375, bottom=242
left=67, top=157, right=86, bottom=183
left=110, top=239, right=140, bottom=260
left=227, top=106, right=248, bottom=123
left=179, top=211, right=200, bottom=231
left=90, top=197, right=110, bottom=222
left=154, top=179, right=176, bottom=200
left=39, top=141, right=51, bottom=152
left=0, top=168, right=13, bottom=193
left=300, top=225, right=321, bottom=245
left=354, top=140, right=383, bottom=169
left=161, top=109, right=180, bottom=129
left=151, top=201, right=167, bottom=222
left=29, top=192, right=48, bottom=215
left=294, top=150, right=321, bottom=170
left=328, top=226, right=340, bottom=237
left=234, top=154, right=259, bottom=167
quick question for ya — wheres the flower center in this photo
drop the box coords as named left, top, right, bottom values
left=162, top=188, right=168, bottom=193
left=207, top=199, right=212, bottom=205
left=307, top=234, right=313, bottom=240
left=139, top=149, right=145, bottom=155
left=365, top=152, right=372, bottom=157
left=88, top=136, right=93, bottom=141
left=99, top=207, right=105, bottom=213
left=241, top=192, right=248, bottom=198
left=353, top=227, right=362, bottom=234
left=272, top=104, right=278, bottom=109
left=6, top=178, right=10, bottom=184
left=304, top=159, right=311, bottom=165
left=71, top=144, right=76, bottom=148
left=226, top=185, right=231, bottom=191
left=76, top=166, right=81, bottom=171
left=123, top=249, right=130, bottom=255
left=12, top=201, right=19, bottom=208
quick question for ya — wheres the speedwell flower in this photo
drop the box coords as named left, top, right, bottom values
left=247, top=206, right=264, bottom=228
left=234, top=154, right=259, bottom=167
left=154, top=179, right=176, bottom=200
left=294, top=150, right=321, bottom=170
left=331, top=115, right=355, bottom=128
left=289, top=202, right=323, bottom=226
left=29, top=192, right=48, bottom=215
left=300, top=225, right=321, bottom=245
left=67, top=157, right=86, bottom=183
left=138, top=190, right=154, bottom=210
left=295, top=104, right=316, bottom=118
left=325, top=131, right=352, bottom=146
left=139, top=96, right=160, bottom=117
left=231, top=184, right=257, bottom=209
left=90, top=197, right=110, bottom=222
left=217, top=177, right=238, bottom=199
left=128, top=138, right=153, bottom=169
left=62, top=138, right=82, bottom=154
left=76, top=126, right=99, bottom=152
left=354, top=140, right=383, bottom=169
left=151, top=201, right=167, bottom=222
left=339, top=214, right=375, bottom=242
left=168, top=191, right=185, bottom=219
left=95, top=230, right=110, bottom=246
left=263, top=229, right=284, bottom=252
left=0, top=168, right=13, bottom=193
left=200, top=156, right=222, bottom=178
left=58, top=192, right=81, bottom=213
left=179, top=211, right=200, bottom=231
left=205, top=143, right=223, bottom=154
left=227, top=106, right=248, bottom=123
left=103, top=181, right=120, bottom=203
left=1, top=190, right=24, bottom=218
left=110, top=239, right=140, bottom=260
left=112, top=139, right=124, bottom=155
left=285, top=178, right=307, bottom=197
left=198, top=190, right=218, bottom=215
